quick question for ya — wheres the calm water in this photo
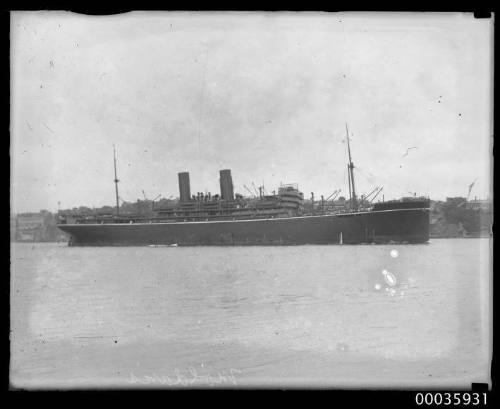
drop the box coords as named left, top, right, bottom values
left=10, top=239, right=491, bottom=389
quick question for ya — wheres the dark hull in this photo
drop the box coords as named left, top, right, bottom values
left=57, top=208, right=430, bottom=246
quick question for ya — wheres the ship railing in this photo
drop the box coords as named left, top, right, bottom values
left=68, top=212, right=301, bottom=224
left=67, top=206, right=377, bottom=224
left=279, top=183, right=299, bottom=189
left=303, top=205, right=372, bottom=216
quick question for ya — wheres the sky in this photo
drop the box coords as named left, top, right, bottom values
left=11, top=11, right=493, bottom=213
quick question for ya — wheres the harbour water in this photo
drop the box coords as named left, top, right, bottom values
left=10, top=239, right=491, bottom=389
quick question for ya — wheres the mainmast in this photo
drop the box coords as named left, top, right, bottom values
left=345, top=124, right=357, bottom=210
left=113, top=145, right=120, bottom=215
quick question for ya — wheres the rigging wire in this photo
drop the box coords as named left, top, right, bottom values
left=356, top=165, right=417, bottom=197
left=196, top=43, right=209, bottom=159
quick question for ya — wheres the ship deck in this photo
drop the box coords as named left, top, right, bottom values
left=58, top=206, right=431, bottom=226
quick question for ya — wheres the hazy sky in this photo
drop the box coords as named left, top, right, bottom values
left=11, top=12, right=493, bottom=213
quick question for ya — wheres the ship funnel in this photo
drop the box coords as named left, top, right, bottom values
left=178, top=172, right=191, bottom=202
left=219, top=169, right=234, bottom=201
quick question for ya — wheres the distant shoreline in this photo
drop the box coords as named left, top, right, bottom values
left=11, top=237, right=491, bottom=244
left=430, top=234, right=491, bottom=239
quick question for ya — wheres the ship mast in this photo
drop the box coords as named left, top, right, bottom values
left=113, top=145, right=120, bottom=215
left=345, top=124, right=357, bottom=210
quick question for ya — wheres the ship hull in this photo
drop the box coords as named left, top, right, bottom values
left=57, top=208, right=430, bottom=246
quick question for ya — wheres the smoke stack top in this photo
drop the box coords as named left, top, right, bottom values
left=219, top=169, right=234, bottom=201
left=178, top=172, right=191, bottom=202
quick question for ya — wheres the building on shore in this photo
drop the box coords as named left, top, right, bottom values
left=12, top=211, right=68, bottom=242
left=465, top=198, right=493, bottom=211
left=430, top=197, right=492, bottom=238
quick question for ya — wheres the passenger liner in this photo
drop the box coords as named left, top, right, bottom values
left=57, top=129, right=430, bottom=246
